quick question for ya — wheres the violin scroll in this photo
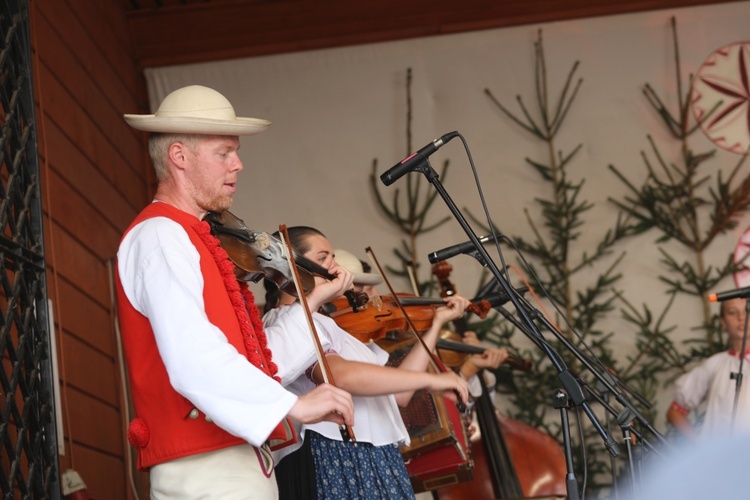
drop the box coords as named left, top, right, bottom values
left=205, top=211, right=315, bottom=295
left=204, top=210, right=368, bottom=311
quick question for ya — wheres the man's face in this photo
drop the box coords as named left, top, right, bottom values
left=721, top=298, right=748, bottom=343
left=184, top=135, right=243, bottom=213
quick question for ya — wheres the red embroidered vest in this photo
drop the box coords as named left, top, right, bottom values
left=116, top=202, right=286, bottom=469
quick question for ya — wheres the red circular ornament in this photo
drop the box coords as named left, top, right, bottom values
left=734, top=226, right=750, bottom=287
left=691, top=42, right=750, bottom=155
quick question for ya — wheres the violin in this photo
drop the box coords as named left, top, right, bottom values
left=204, top=210, right=368, bottom=309
left=327, top=293, right=491, bottom=344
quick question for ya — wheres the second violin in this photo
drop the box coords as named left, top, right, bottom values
left=328, top=293, right=491, bottom=344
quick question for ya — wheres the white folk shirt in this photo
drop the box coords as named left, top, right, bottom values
left=118, top=215, right=297, bottom=447
left=673, top=350, right=750, bottom=437
left=263, top=303, right=410, bottom=458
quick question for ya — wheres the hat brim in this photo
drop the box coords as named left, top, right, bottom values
left=352, top=272, right=382, bottom=286
left=123, top=114, right=270, bottom=136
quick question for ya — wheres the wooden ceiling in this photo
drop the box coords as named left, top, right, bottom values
left=122, top=0, right=745, bottom=68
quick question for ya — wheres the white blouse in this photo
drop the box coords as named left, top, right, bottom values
left=263, top=303, right=410, bottom=454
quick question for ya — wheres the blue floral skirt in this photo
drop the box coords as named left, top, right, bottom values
left=308, top=431, right=415, bottom=499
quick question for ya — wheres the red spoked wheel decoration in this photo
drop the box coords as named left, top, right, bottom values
left=734, top=226, right=750, bottom=287
left=690, top=42, right=750, bottom=155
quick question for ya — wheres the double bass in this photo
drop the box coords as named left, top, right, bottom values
left=432, top=261, right=568, bottom=499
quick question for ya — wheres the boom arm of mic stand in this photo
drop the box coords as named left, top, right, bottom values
left=413, top=159, right=621, bottom=458
left=465, top=234, right=662, bottom=445
left=493, top=301, right=651, bottom=411
left=514, top=296, right=669, bottom=449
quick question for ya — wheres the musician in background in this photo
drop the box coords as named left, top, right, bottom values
left=332, top=248, right=382, bottom=298
left=334, top=248, right=508, bottom=427
left=454, top=331, right=507, bottom=396
left=667, top=297, right=750, bottom=438
left=262, top=227, right=471, bottom=499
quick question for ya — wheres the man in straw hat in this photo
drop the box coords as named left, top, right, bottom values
left=116, top=85, right=354, bottom=498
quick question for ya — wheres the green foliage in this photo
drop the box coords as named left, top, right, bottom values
left=480, top=29, right=641, bottom=490
left=609, top=17, right=750, bottom=378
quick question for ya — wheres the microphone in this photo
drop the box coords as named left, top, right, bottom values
left=380, top=131, right=459, bottom=186
left=428, top=235, right=494, bottom=264
left=708, top=286, right=750, bottom=302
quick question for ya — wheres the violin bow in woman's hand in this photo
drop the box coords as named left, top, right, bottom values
left=278, top=224, right=355, bottom=443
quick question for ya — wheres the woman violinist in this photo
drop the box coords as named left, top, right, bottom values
left=262, top=226, right=470, bottom=500
left=333, top=248, right=509, bottom=406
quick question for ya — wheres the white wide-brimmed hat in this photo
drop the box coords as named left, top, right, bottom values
left=124, top=85, right=270, bottom=135
left=334, top=249, right=382, bottom=286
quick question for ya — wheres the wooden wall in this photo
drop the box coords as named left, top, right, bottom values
left=30, top=0, right=151, bottom=497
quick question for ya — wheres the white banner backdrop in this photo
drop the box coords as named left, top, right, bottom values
left=142, top=1, right=750, bottom=426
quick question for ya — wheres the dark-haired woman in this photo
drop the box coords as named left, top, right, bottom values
left=263, top=226, right=470, bottom=500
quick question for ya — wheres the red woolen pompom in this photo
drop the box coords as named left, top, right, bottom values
left=127, top=418, right=150, bottom=449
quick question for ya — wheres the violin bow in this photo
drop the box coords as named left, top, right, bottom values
left=405, top=260, right=420, bottom=296
left=365, top=246, right=466, bottom=413
left=278, top=225, right=355, bottom=443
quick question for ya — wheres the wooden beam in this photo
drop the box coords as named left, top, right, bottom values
left=125, top=0, right=745, bottom=68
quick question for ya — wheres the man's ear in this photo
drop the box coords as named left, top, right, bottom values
left=168, top=141, right=189, bottom=170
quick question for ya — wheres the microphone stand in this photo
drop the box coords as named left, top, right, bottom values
left=493, top=302, right=656, bottom=435
left=441, top=183, right=667, bottom=452
left=389, top=158, right=622, bottom=499
left=729, top=299, right=750, bottom=433
left=494, top=300, right=664, bottom=497
left=516, top=298, right=664, bottom=443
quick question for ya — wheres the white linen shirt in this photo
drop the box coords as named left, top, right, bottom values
left=117, top=214, right=297, bottom=448
left=263, top=303, right=410, bottom=454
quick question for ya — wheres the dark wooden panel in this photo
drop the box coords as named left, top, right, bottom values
left=66, top=387, right=124, bottom=456
left=43, top=217, right=111, bottom=304
left=36, top=63, right=150, bottom=211
left=30, top=0, right=150, bottom=491
left=47, top=272, right=115, bottom=356
left=40, top=168, right=122, bottom=261
left=37, top=0, right=143, bottom=116
left=61, top=332, right=119, bottom=407
left=69, top=443, right=129, bottom=500
left=75, top=0, right=145, bottom=100
left=40, top=120, right=141, bottom=231
left=124, top=0, right=748, bottom=68
left=35, top=62, right=144, bottom=184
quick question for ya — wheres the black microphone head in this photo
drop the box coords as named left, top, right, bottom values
left=441, top=131, right=459, bottom=142
left=380, top=170, right=397, bottom=186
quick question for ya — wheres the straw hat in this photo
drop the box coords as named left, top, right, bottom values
left=334, top=249, right=382, bottom=286
left=124, top=85, right=270, bottom=135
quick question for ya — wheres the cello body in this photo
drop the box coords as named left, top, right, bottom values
left=436, top=409, right=568, bottom=499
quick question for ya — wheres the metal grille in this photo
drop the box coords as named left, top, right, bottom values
left=0, top=0, right=60, bottom=497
